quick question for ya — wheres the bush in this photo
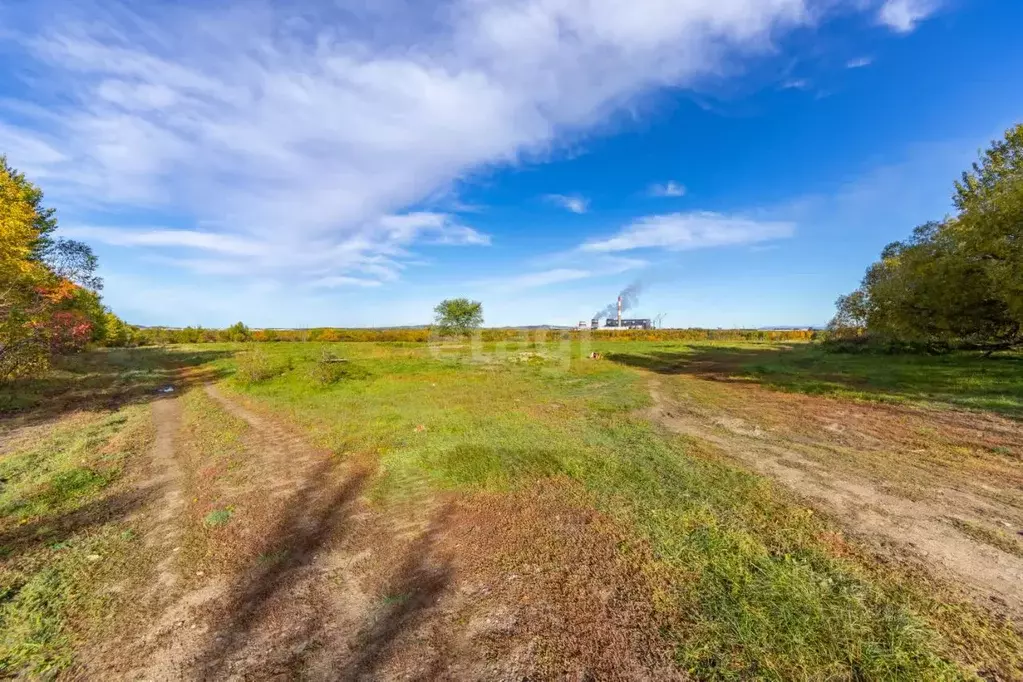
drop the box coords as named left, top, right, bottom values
left=235, top=349, right=292, bottom=384
left=309, top=352, right=370, bottom=385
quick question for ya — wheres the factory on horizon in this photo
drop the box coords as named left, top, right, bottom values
left=590, top=295, right=652, bottom=330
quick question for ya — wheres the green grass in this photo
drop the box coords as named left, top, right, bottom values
left=601, top=340, right=1023, bottom=416
left=203, top=508, right=234, bottom=527
left=0, top=410, right=138, bottom=522
left=740, top=347, right=1023, bottom=414
left=0, top=404, right=153, bottom=676
left=212, top=340, right=1023, bottom=679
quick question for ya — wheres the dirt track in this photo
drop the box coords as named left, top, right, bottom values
left=647, top=376, right=1023, bottom=620
left=84, top=386, right=676, bottom=680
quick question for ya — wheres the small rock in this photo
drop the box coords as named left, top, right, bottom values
left=87, top=554, right=102, bottom=561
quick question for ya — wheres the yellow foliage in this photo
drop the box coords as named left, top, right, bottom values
left=0, top=163, right=45, bottom=281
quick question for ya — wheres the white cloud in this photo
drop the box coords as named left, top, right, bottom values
left=878, top=0, right=940, bottom=33
left=500, top=268, right=593, bottom=289
left=782, top=78, right=810, bottom=90
left=60, top=211, right=485, bottom=284
left=60, top=225, right=265, bottom=256
left=310, top=276, right=384, bottom=288
left=580, top=211, right=795, bottom=252
left=474, top=254, right=646, bottom=291
left=648, top=181, right=687, bottom=197
left=544, top=194, right=590, bottom=214
left=846, top=56, right=873, bottom=69
left=0, top=0, right=890, bottom=288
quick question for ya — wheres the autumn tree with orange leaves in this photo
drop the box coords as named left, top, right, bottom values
left=1, top=156, right=107, bottom=378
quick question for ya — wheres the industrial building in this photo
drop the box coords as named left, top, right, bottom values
left=590, top=295, right=652, bottom=330
left=594, top=318, right=652, bottom=330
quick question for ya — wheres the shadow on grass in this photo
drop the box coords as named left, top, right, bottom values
left=0, top=347, right=234, bottom=427
left=607, top=344, right=1023, bottom=416
left=0, top=484, right=157, bottom=559
left=191, top=457, right=453, bottom=679
left=336, top=507, right=453, bottom=680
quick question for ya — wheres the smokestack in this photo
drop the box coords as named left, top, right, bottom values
left=594, top=281, right=644, bottom=327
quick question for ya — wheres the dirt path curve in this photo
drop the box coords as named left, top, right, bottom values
left=646, top=377, right=1023, bottom=619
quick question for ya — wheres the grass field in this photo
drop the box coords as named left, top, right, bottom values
left=2, top=339, right=1022, bottom=679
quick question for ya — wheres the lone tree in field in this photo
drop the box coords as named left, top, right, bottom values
left=433, top=298, right=483, bottom=337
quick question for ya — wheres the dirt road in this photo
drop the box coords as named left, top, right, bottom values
left=647, top=376, right=1023, bottom=620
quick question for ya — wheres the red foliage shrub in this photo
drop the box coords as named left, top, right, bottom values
left=48, top=310, right=93, bottom=354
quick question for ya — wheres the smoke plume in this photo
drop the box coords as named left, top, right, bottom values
left=594, top=281, right=643, bottom=320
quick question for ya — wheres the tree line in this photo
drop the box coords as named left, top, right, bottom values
left=829, top=124, right=1023, bottom=353
left=130, top=324, right=817, bottom=345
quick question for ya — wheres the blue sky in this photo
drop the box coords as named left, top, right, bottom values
left=1, top=0, right=1021, bottom=328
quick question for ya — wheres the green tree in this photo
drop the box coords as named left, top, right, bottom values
left=103, top=312, right=132, bottom=347
left=433, top=298, right=484, bottom=336
left=953, top=124, right=1023, bottom=328
left=225, top=321, right=251, bottom=342
left=831, top=124, right=1023, bottom=351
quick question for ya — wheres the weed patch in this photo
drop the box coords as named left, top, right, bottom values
left=204, top=508, right=234, bottom=527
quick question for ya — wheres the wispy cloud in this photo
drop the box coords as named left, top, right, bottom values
left=497, top=268, right=593, bottom=289
left=62, top=212, right=486, bottom=284
left=60, top=225, right=265, bottom=256
left=846, top=56, right=873, bottom=69
left=580, top=212, right=795, bottom=253
left=474, top=255, right=646, bottom=291
left=648, top=181, right=687, bottom=198
left=782, top=78, right=811, bottom=90
left=878, top=0, right=940, bottom=33
left=310, top=276, right=384, bottom=289
left=0, top=0, right=906, bottom=291
left=544, top=194, right=590, bottom=214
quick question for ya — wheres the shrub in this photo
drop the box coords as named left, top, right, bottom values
left=235, top=349, right=292, bottom=384
left=309, top=351, right=370, bottom=385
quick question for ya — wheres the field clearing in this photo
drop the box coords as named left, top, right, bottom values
left=2, top=340, right=1022, bottom=679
